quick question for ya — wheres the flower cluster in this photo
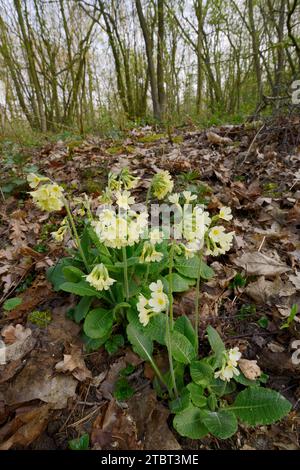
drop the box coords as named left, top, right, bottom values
left=137, top=280, right=169, bottom=326
left=140, top=229, right=164, bottom=263
left=51, top=218, right=69, bottom=242
left=214, top=347, right=242, bottom=382
left=93, top=201, right=148, bottom=249
left=29, top=182, right=64, bottom=212
left=85, top=263, right=116, bottom=291
left=206, top=225, right=234, bottom=257
left=152, top=170, right=174, bottom=200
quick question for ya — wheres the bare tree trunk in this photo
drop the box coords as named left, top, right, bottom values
left=135, top=0, right=160, bottom=120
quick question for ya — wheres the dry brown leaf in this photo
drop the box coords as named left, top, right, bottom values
left=0, top=405, right=50, bottom=450
left=289, top=272, right=300, bottom=291
left=207, top=131, right=232, bottom=145
left=234, top=252, right=290, bottom=276
left=91, top=399, right=142, bottom=450
left=55, top=346, right=92, bottom=382
left=1, top=324, right=31, bottom=345
left=128, top=388, right=181, bottom=450
left=7, top=277, right=54, bottom=320
left=239, top=359, right=262, bottom=380
left=0, top=325, right=36, bottom=363
left=1, top=356, right=77, bottom=409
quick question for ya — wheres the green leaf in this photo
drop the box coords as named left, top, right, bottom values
left=170, top=330, right=196, bottom=364
left=163, top=273, right=195, bottom=293
left=126, top=323, right=153, bottom=362
left=169, top=388, right=191, bottom=413
left=74, top=297, right=93, bottom=323
left=174, top=316, right=197, bottom=349
left=206, top=326, right=226, bottom=367
left=144, top=313, right=167, bottom=345
left=105, top=334, right=124, bottom=355
left=3, top=297, right=22, bottom=311
left=190, top=360, right=214, bottom=386
left=83, top=308, right=113, bottom=339
left=47, top=258, right=79, bottom=291
left=187, top=383, right=207, bottom=408
left=114, top=257, right=140, bottom=268
left=82, top=332, right=110, bottom=352
left=200, top=409, right=238, bottom=439
left=113, top=378, right=134, bottom=401
left=210, top=377, right=236, bottom=397
left=234, top=372, right=259, bottom=387
left=173, top=406, right=208, bottom=439
left=87, top=227, right=112, bottom=264
left=175, top=256, right=214, bottom=280
left=231, top=387, right=292, bottom=425
left=68, top=433, right=89, bottom=450
left=62, top=266, right=85, bottom=283
left=280, top=304, right=298, bottom=329
left=60, top=281, right=102, bottom=297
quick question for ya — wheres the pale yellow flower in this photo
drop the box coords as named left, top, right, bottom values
left=30, top=183, right=64, bottom=212
left=214, top=364, right=240, bottom=382
left=219, top=207, right=233, bottom=221
left=152, top=171, right=174, bottom=200
left=168, top=193, right=181, bottom=205
left=148, top=291, right=169, bottom=313
left=137, top=294, right=150, bottom=326
left=85, top=264, right=116, bottom=291
left=140, top=242, right=163, bottom=263
left=149, top=280, right=164, bottom=294
left=27, top=173, right=49, bottom=189
left=51, top=225, right=68, bottom=242
left=115, top=190, right=135, bottom=210
left=182, top=191, right=197, bottom=204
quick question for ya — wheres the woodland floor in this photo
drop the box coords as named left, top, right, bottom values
left=0, top=118, right=300, bottom=450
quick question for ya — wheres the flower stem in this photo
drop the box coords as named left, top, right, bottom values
left=145, top=264, right=150, bottom=284
left=63, top=197, right=89, bottom=272
left=166, top=242, right=178, bottom=398
left=122, top=246, right=129, bottom=301
left=194, top=249, right=203, bottom=353
left=146, top=182, right=152, bottom=207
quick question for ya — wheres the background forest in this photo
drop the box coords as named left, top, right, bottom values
left=0, top=0, right=300, bottom=138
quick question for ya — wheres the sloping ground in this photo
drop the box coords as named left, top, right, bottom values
left=0, top=119, right=299, bottom=450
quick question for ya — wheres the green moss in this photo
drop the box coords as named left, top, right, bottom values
left=172, top=135, right=183, bottom=144
left=28, top=309, right=52, bottom=328
left=107, top=145, right=135, bottom=155
left=138, top=133, right=166, bottom=143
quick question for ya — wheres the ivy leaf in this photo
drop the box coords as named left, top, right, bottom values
left=170, top=330, right=196, bottom=364
left=173, top=406, right=208, bottom=439
left=83, top=308, right=113, bottom=339
left=200, top=409, right=238, bottom=439
left=231, top=387, right=292, bottom=425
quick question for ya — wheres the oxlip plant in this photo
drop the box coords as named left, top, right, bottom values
left=27, top=169, right=291, bottom=441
